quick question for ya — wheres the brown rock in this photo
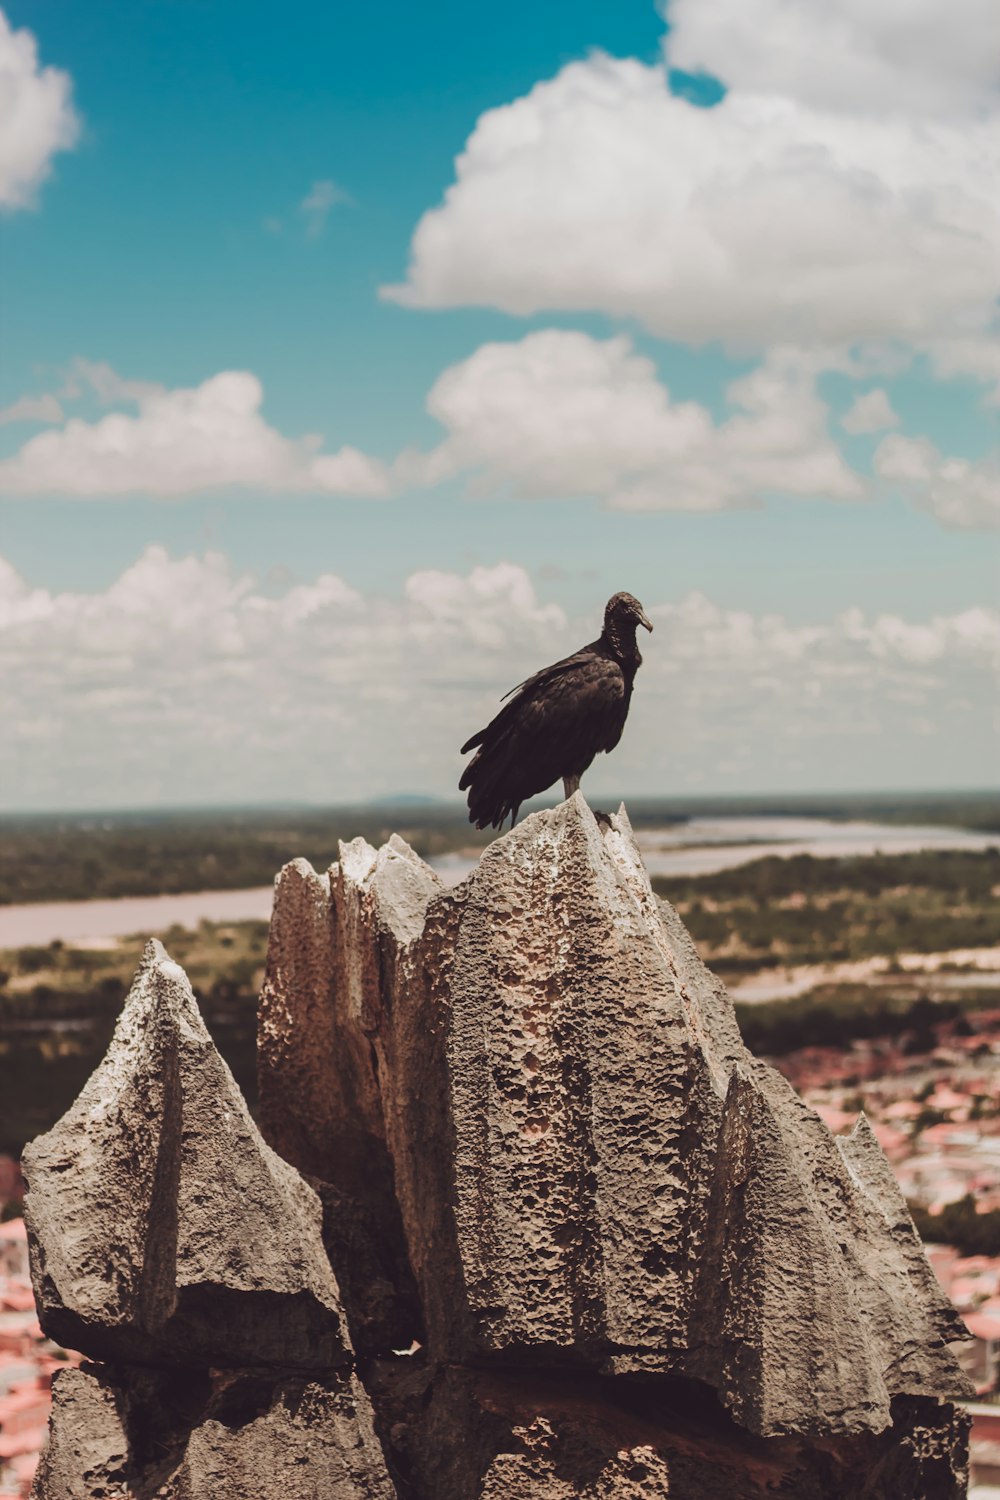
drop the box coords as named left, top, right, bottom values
left=26, top=797, right=973, bottom=1499
left=32, top=1362, right=397, bottom=1500
left=368, top=1361, right=970, bottom=1500
left=257, top=840, right=438, bottom=1352
left=302, top=795, right=970, bottom=1435
left=23, top=939, right=350, bottom=1369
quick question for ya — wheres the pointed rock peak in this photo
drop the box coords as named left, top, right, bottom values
left=338, top=835, right=380, bottom=885
left=25, top=945, right=351, bottom=1371
left=387, top=830, right=426, bottom=861
left=280, top=854, right=328, bottom=890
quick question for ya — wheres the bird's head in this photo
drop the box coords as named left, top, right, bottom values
left=605, top=592, right=653, bottom=635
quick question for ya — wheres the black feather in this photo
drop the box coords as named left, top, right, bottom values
left=458, top=592, right=652, bottom=830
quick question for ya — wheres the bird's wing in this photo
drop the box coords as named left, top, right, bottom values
left=460, top=642, right=601, bottom=755
left=500, top=641, right=600, bottom=702
left=460, top=652, right=625, bottom=779
left=459, top=650, right=628, bottom=827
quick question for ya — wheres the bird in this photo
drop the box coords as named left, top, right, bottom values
left=459, top=591, right=653, bottom=830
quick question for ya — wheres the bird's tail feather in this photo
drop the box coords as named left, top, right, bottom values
left=462, top=723, right=521, bottom=829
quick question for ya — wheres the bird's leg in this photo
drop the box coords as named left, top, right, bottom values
left=563, top=774, right=581, bottom=801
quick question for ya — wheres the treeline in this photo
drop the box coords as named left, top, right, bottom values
left=734, top=989, right=999, bottom=1056
left=655, top=846, right=1000, bottom=903
left=654, top=849, right=1000, bottom=970
left=1, top=792, right=997, bottom=906
left=0, top=805, right=488, bottom=905
left=0, top=921, right=268, bottom=1156
left=910, top=1195, right=1000, bottom=1258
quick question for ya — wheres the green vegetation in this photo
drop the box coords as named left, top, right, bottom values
left=1, top=791, right=997, bottom=905
left=735, top=987, right=1000, bottom=1056
left=909, top=1195, right=1000, bottom=1258
left=654, top=848, right=1000, bottom=972
left=0, top=804, right=493, bottom=905
left=0, top=921, right=268, bottom=1157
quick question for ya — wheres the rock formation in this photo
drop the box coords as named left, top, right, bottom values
left=23, top=941, right=394, bottom=1499
left=25, top=795, right=973, bottom=1498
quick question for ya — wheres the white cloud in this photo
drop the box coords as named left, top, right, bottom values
left=624, top=592, right=1000, bottom=792
left=925, top=335, right=1000, bottom=407
left=59, top=358, right=166, bottom=406
left=0, top=8, right=80, bottom=209
left=664, top=0, right=1000, bottom=117
left=397, top=331, right=863, bottom=510
left=0, top=368, right=388, bottom=498
left=840, top=388, right=899, bottom=435
left=2, top=548, right=996, bottom=808
left=875, top=433, right=1000, bottom=530
left=0, top=392, right=63, bottom=426
left=383, top=50, right=1000, bottom=349
left=299, top=178, right=349, bottom=237
left=0, top=549, right=567, bottom=806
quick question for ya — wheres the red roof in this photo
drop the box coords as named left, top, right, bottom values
left=0, top=1422, right=47, bottom=1460
left=964, top=1309, right=1000, bottom=1341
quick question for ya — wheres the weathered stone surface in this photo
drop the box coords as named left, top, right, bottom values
left=258, top=839, right=438, bottom=1352
left=30, top=1363, right=129, bottom=1500
left=367, top=1361, right=970, bottom=1500
left=275, top=795, right=970, bottom=1437
left=687, top=1071, right=971, bottom=1435
left=27, top=797, right=973, bottom=1498
left=259, top=840, right=441, bottom=1194
left=32, top=1362, right=397, bottom=1500
left=23, top=939, right=350, bottom=1369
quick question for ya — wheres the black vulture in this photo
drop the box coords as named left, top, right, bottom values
left=459, top=591, right=653, bottom=830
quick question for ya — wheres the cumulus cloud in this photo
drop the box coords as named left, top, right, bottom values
left=665, top=0, right=1000, bottom=117
left=2, top=547, right=996, bottom=807
left=0, top=8, right=80, bottom=209
left=383, top=47, right=1000, bottom=349
left=0, top=368, right=388, bottom=498
left=925, top=336, right=1000, bottom=407
left=875, top=433, right=1000, bottom=530
left=0, top=392, right=63, bottom=426
left=840, top=389, right=899, bottom=435
left=0, top=549, right=566, bottom=806
left=59, top=357, right=166, bottom=407
left=396, top=331, right=863, bottom=510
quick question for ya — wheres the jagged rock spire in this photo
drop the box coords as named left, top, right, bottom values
left=260, top=794, right=970, bottom=1440
left=26, top=799, right=973, bottom=1498
left=24, top=939, right=394, bottom=1498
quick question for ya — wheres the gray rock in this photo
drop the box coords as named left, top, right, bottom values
left=329, top=795, right=971, bottom=1435
left=32, top=1362, right=397, bottom=1500
left=258, top=839, right=441, bottom=1195
left=367, top=1361, right=970, bottom=1500
left=257, top=840, right=438, bottom=1353
left=30, top=1364, right=130, bottom=1500
left=23, top=939, right=350, bottom=1369
left=26, top=796, right=973, bottom=1498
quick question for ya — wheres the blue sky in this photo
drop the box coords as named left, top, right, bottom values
left=1, top=0, right=998, bottom=808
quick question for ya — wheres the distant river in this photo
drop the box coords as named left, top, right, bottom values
left=0, top=817, right=996, bottom=950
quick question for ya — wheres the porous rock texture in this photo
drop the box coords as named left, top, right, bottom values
left=24, top=940, right=395, bottom=1499
left=32, top=1362, right=393, bottom=1500
left=257, top=793, right=972, bottom=1496
left=24, top=938, right=349, bottom=1371
left=27, top=796, right=973, bottom=1498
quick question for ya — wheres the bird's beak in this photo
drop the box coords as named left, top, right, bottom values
left=638, top=609, right=653, bottom=633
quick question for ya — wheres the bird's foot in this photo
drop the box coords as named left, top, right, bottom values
left=592, top=808, right=614, bottom=829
